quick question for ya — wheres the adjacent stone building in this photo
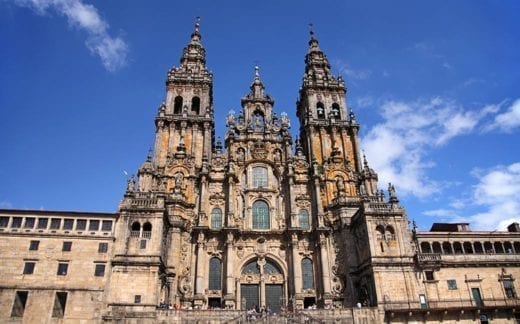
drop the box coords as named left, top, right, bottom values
left=1, top=21, right=519, bottom=323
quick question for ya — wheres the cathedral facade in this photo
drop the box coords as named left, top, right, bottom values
left=1, top=22, right=519, bottom=323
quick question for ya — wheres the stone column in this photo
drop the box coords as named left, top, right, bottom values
left=199, top=175, right=207, bottom=226
left=291, top=233, right=302, bottom=295
left=351, top=125, right=363, bottom=173
left=194, top=232, right=206, bottom=298
left=204, top=122, right=212, bottom=160
left=319, top=234, right=332, bottom=301
left=227, top=177, right=234, bottom=227
left=225, top=232, right=235, bottom=307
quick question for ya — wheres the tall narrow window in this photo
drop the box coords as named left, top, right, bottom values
left=76, top=219, right=87, bottom=230
left=11, top=217, right=22, bottom=228
left=208, top=257, right=222, bottom=290
left=211, top=208, right=222, bottom=229
left=316, top=102, right=325, bottom=119
left=63, top=219, right=74, bottom=230
left=29, top=240, right=39, bottom=251
left=0, top=216, right=8, bottom=227
left=142, top=222, right=152, bottom=239
left=50, top=218, right=61, bottom=229
left=37, top=218, right=48, bottom=229
left=302, top=258, right=314, bottom=289
left=23, top=262, right=35, bottom=275
left=174, top=96, right=183, bottom=114
left=94, top=264, right=106, bottom=277
left=52, top=292, right=67, bottom=318
left=98, top=242, right=108, bottom=253
left=24, top=217, right=35, bottom=229
left=191, top=96, right=200, bottom=114
left=331, top=103, right=340, bottom=117
left=57, top=263, right=68, bottom=276
left=11, top=291, right=28, bottom=317
left=62, top=241, right=72, bottom=252
left=252, top=167, right=268, bottom=188
left=299, top=210, right=310, bottom=230
left=89, top=220, right=100, bottom=231
left=503, top=278, right=517, bottom=298
left=102, top=220, right=113, bottom=231
left=252, top=201, right=269, bottom=229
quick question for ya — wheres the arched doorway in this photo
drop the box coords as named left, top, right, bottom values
left=239, top=258, right=284, bottom=313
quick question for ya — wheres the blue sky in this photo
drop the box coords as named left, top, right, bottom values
left=1, top=0, right=519, bottom=230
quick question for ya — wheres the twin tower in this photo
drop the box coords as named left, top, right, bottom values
left=107, top=20, right=410, bottom=314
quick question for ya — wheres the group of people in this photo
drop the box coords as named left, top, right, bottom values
left=246, top=305, right=272, bottom=320
left=157, top=302, right=193, bottom=310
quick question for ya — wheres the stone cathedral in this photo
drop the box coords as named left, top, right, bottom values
left=1, top=21, right=519, bottom=324
left=115, top=21, right=388, bottom=311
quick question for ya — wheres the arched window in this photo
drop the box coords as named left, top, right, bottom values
left=463, top=242, right=474, bottom=254
left=453, top=242, right=463, bottom=254
left=432, top=242, right=442, bottom=254
left=142, top=222, right=152, bottom=239
left=484, top=241, right=493, bottom=253
left=316, top=102, right=325, bottom=119
left=302, top=258, right=314, bottom=289
left=331, top=103, right=340, bottom=117
left=264, top=260, right=282, bottom=274
left=375, top=225, right=385, bottom=240
left=131, top=221, right=141, bottom=231
left=174, top=96, right=183, bottom=114
left=208, top=257, right=222, bottom=290
left=252, top=200, right=269, bottom=229
left=211, top=208, right=222, bottom=229
left=514, top=242, right=520, bottom=254
left=474, top=242, right=484, bottom=253
left=494, top=242, right=505, bottom=254
left=131, top=221, right=140, bottom=238
left=191, top=97, right=200, bottom=114
left=252, top=167, right=268, bottom=188
left=442, top=242, right=452, bottom=254
left=385, top=225, right=395, bottom=240
left=242, top=259, right=260, bottom=274
left=504, top=241, right=513, bottom=253
left=299, top=210, right=310, bottom=230
left=420, top=242, right=432, bottom=253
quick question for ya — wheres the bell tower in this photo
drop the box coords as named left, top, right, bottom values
left=154, top=17, right=214, bottom=171
left=296, top=27, right=364, bottom=211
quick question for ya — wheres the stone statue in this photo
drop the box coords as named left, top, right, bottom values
left=336, top=177, right=345, bottom=193
left=175, top=173, right=184, bottom=188
left=127, top=175, right=136, bottom=192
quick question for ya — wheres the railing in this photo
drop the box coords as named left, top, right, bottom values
left=130, top=231, right=140, bottom=238
left=383, top=297, right=520, bottom=312
left=416, top=253, right=442, bottom=262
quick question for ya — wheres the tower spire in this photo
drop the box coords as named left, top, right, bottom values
left=191, top=16, right=201, bottom=43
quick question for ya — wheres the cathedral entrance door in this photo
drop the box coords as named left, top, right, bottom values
left=241, top=284, right=259, bottom=310
left=240, top=258, right=285, bottom=311
left=265, top=284, right=283, bottom=314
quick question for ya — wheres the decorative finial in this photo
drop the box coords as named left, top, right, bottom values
left=309, top=23, right=315, bottom=39
left=195, top=16, right=201, bottom=32
left=147, top=148, right=153, bottom=161
left=254, top=64, right=260, bottom=80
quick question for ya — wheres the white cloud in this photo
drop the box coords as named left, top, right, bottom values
left=467, top=163, right=520, bottom=229
left=332, top=59, right=371, bottom=80
left=423, top=163, right=520, bottom=230
left=488, top=99, right=520, bottom=132
left=13, top=0, right=128, bottom=71
left=363, top=97, right=497, bottom=198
